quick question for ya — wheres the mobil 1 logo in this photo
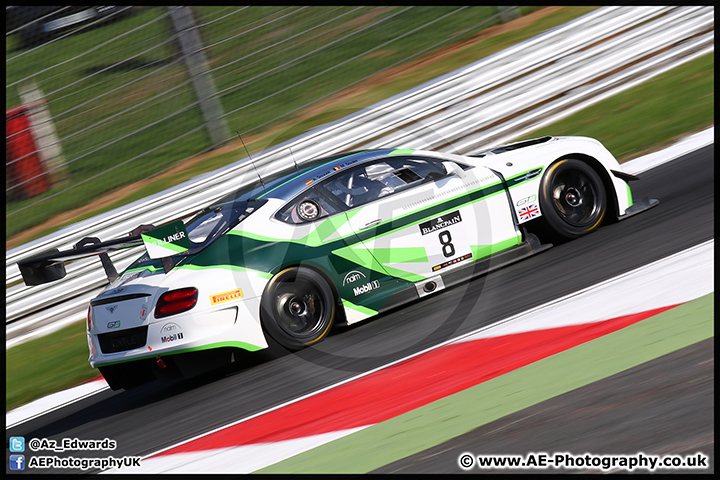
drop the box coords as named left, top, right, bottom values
left=353, top=279, right=380, bottom=297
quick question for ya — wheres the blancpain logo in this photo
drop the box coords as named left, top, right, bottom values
left=353, top=279, right=381, bottom=297
left=343, top=270, right=366, bottom=286
left=419, top=210, right=462, bottom=235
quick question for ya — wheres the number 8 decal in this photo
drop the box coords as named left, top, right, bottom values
left=439, top=230, right=455, bottom=258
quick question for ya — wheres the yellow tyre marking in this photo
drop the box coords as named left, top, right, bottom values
left=269, top=267, right=335, bottom=346
left=545, top=159, right=605, bottom=233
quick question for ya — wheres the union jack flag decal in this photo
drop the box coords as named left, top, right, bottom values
left=518, top=203, right=540, bottom=222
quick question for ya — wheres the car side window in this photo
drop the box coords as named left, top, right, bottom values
left=276, top=188, right=341, bottom=224
left=320, top=156, right=446, bottom=208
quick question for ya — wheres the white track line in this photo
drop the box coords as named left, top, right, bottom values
left=115, top=239, right=713, bottom=474
left=5, top=126, right=714, bottom=429
left=6, top=378, right=109, bottom=429
left=106, top=426, right=371, bottom=474
left=622, top=126, right=713, bottom=174
left=460, top=239, right=713, bottom=342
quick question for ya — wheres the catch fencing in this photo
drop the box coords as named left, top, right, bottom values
left=5, top=6, right=714, bottom=347
left=5, top=6, right=520, bottom=236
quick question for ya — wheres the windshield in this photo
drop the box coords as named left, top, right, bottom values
left=209, top=151, right=378, bottom=204
left=183, top=199, right=266, bottom=252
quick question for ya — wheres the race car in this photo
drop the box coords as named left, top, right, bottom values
left=18, top=135, right=658, bottom=390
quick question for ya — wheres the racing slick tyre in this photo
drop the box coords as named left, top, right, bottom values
left=260, top=266, right=335, bottom=351
left=538, top=158, right=607, bottom=240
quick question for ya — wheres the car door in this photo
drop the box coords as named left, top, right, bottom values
left=319, top=156, right=516, bottom=293
left=272, top=184, right=396, bottom=317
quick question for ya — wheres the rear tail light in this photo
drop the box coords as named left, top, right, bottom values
left=155, top=287, right=198, bottom=318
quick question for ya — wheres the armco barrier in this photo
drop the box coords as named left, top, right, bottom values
left=6, top=6, right=714, bottom=346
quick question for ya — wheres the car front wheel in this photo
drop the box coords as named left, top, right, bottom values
left=538, top=158, right=607, bottom=240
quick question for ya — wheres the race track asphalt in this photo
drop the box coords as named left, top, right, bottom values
left=6, top=144, right=713, bottom=474
left=374, top=337, right=714, bottom=474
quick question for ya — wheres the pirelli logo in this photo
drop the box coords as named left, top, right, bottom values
left=210, top=288, right=244, bottom=305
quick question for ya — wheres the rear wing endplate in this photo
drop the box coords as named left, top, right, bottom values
left=17, top=231, right=149, bottom=286
left=17, top=222, right=189, bottom=286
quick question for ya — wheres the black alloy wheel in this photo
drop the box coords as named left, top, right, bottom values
left=538, top=158, right=607, bottom=240
left=261, top=267, right=335, bottom=351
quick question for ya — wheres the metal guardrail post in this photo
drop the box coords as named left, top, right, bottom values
left=496, top=6, right=520, bottom=23
left=5, top=6, right=714, bottom=347
left=168, top=6, right=230, bottom=149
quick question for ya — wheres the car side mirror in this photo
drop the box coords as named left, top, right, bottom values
left=442, top=161, right=467, bottom=179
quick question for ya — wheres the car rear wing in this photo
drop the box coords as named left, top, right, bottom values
left=18, top=222, right=189, bottom=286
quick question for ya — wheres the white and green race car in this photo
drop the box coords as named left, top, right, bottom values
left=19, top=136, right=657, bottom=390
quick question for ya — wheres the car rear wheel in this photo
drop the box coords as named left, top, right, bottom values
left=260, top=267, right=335, bottom=351
left=538, top=158, right=607, bottom=240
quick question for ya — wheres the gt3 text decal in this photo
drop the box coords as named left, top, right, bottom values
left=419, top=210, right=462, bottom=235
left=515, top=195, right=537, bottom=206
left=210, top=288, right=244, bottom=305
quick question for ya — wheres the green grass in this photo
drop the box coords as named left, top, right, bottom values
left=200, top=6, right=515, bottom=135
left=6, top=6, right=587, bottom=244
left=261, top=293, right=714, bottom=473
left=6, top=7, right=208, bottom=234
left=6, top=320, right=99, bottom=412
left=5, top=53, right=715, bottom=411
left=9, top=6, right=524, bottom=235
left=5, top=12, right=714, bottom=412
left=519, top=53, right=714, bottom=161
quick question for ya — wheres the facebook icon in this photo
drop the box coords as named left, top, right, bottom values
left=9, top=454, right=25, bottom=470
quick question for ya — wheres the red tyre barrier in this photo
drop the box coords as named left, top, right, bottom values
left=6, top=105, right=49, bottom=200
